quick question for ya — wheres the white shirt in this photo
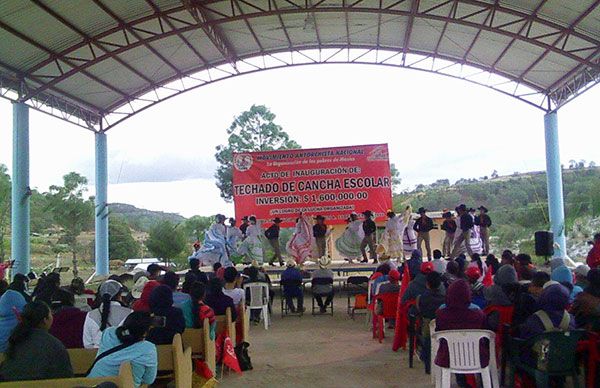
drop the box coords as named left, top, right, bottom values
left=83, top=302, right=132, bottom=348
left=223, top=288, right=245, bottom=306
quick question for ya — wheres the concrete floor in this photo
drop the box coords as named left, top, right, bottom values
left=221, top=295, right=433, bottom=388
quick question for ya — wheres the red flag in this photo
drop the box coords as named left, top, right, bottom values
left=215, top=331, right=227, bottom=362
left=392, top=263, right=411, bottom=351
left=482, top=266, right=493, bottom=287
left=194, top=360, right=214, bottom=379
left=222, top=335, right=242, bottom=374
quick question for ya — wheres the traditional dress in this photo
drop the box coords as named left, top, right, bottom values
left=226, top=225, right=244, bottom=264
left=402, top=219, right=417, bottom=257
left=286, top=215, right=314, bottom=264
left=452, top=223, right=483, bottom=257
left=239, top=222, right=264, bottom=264
left=335, top=219, right=365, bottom=261
left=197, top=222, right=231, bottom=267
left=380, top=216, right=403, bottom=259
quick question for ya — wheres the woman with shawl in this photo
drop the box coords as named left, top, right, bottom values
left=239, top=216, right=264, bottom=265
left=197, top=214, right=231, bottom=267
left=226, top=218, right=244, bottom=264
left=401, top=206, right=417, bottom=258
left=335, top=213, right=365, bottom=262
left=287, top=214, right=314, bottom=265
left=382, top=210, right=403, bottom=260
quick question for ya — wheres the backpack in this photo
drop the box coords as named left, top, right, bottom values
left=531, top=310, right=571, bottom=371
left=234, top=341, right=253, bottom=371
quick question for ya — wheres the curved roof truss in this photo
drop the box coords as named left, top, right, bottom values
left=0, top=0, right=598, bottom=132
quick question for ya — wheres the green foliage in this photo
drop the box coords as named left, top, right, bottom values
left=214, top=105, right=301, bottom=201
left=108, top=203, right=185, bottom=233
left=183, top=215, right=213, bottom=241
left=109, top=217, right=140, bottom=260
left=45, top=172, right=94, bottom=277
left=30, top=189, right=53, bottom=233
left=0, top=165, right=10, bottom=261
left=390, top=163, right=402, bottom=194
left=145, top=220, right=186, bottom=260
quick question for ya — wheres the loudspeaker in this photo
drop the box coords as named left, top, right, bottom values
left=534, top=231, right=554, bottom=257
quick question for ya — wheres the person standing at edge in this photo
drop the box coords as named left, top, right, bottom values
left=313, top=215, right=328, bottom=258
left=440, top=211, right=457, bottom=258
left=414, top=207, right=435, bottom=260
left=265, top=218, right=284, bottom=266
left=239, top=216, right=250, bottom=239
left=475, top=206, right=492, bottom=255
left=451, top=204, right=474, bottom=258
left=360, top=210, right=378, bottom=264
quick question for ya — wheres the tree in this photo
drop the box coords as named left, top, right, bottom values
left=0, top=165, right=10, bottom=262
left=214, top=105, right=301, bottom=201
left=183, top=215, right=213, bottom=241
left=109, top=217, right=140, bottom=260
left=390, top=163, right=402, bottom=193
left=491, top=170, right=499, bottom=179
left=145, top=220, right=186, bottom=261
left=45, top=172, right=94, bottom=278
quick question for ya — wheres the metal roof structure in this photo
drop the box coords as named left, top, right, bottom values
left=0, top=0, right=598, bottom=132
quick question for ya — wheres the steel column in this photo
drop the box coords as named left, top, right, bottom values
left=11, top=102, right=30, bottom=275
left=94, top=132, right=109, bottom=276
left=544, top=111, right=567, bottom=258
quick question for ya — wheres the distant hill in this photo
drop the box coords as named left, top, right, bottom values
left=109, top=203, right=186, bottom=232
left=393, top=166, right=600, bottom=258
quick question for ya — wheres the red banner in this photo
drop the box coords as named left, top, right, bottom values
left=233, top=144, right=392, bottom=227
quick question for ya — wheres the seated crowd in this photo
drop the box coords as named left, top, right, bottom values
left=0, top=259, right=261, bottom=384
left=369, top=247, right=600, bottom=386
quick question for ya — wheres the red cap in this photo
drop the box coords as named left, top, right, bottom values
left=388, top=269, right=401, bottom=281
left=466, top=266, right=481, bottom=280
left=420, top=262, right=435, bottom=274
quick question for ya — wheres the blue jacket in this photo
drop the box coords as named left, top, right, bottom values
left=88, top=327, right=157, bottom=387
left=281, top=267, right=303, bottom=297
left=0, top=290, right=27, bottom=352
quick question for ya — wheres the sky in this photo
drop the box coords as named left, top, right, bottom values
left=0, top=64, right=598, bottom=218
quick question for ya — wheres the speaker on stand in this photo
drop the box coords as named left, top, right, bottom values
left=534, top=231, right=554, bottom=263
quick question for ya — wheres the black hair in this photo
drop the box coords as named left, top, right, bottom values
left=213, top=262, right=222, bottom=272
left=471, top=253, right=484, bottom=273
left=501, top=250, right=514, bottom=264
left=190, top=259, right=200, bottom=271
left=0, top=280, right=8, bottom=296
left=119, top=273, right=134, bottom=285
left=100, top=293, right=112, bottom=331
left=387, top=211, right=395, bottom=218
left=162, top=271, right=180, bottom=291
left=247, top=266, right=259, bottom=282
left=588, top=268, right=600, bottom=287
left=69, top=277, right=85, bottom=295
left=516, top=253, right=532, bottom=265
left=51, top=289, right=75, bottom=312
left=116, top=312, right=152, bottom=344
left=446, top=261, right=459, bottom=276
left=108, top=274, right=121, bottom=282
left=558, top=281, right=573, bottom=292
left=190, top=282, right=206, bottom=328
left=531, top=271, right=551, bottom=288
left=426, top=272, right=442, bottom=290
left=32, top=273, right=60, bottom=305
left=433, top=249, right=442, bottom=260
left=223, top=267, right=238, bottom=283
left=7, top=301, right=50, bottom=358
left=147, top=264, right=161, bottom=276
left=593, top=233, right=600, bottom=241
left=208, top=278, right=224, bottom=296
left=375, top=263, right=391, bottom=276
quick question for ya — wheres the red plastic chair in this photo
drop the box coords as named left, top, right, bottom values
left=484, top=305, right=514, bottom=385
left=373, top=292, right=399, bottom=343
left=576, top=331, right=600, bottom=388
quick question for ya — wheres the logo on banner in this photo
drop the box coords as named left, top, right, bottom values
left=233, top=153, right=253, bottom=172
left=367, top=145, right=389, bottom=161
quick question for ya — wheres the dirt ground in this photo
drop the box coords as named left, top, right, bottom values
left=221, top=294, right=433, bottom=388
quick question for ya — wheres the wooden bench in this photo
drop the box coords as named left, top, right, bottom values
left=0, top=361, right=135, bottom=388
left=181, top=317, right=217, bottom=374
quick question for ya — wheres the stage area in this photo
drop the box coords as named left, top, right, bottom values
left=223, top=294, right=431, bottom=387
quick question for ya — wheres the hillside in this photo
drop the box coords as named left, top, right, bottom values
left=109, top=203, right=186, bottom=232
left=393, top=166, right=600, bottom=259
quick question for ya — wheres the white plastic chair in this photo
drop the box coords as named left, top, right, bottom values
left=430, top=329, right=499, bottom=388
left=430, top=319, right=438, bottom=384
left=365, top=279, right=374, bottom=328
left=243, top=282, right=270, bottom=330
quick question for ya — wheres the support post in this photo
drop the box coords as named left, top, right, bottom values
left=11, top=103, right=30, bottom=275
left=95, top=132, right=109, bottom=276
left=544, top=111, right=567, bottom=258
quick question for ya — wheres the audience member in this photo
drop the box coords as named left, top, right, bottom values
left=0, top=301, right=73, bottom=381
left=378, top=269, right=401, bottom=294
left=572, top=268, right=600, bottom=330
left=69, top=277, right=93, bottom=311
left=0, top=280, right=8, bottom=297
left=484, top=264, right=518, bottom=306
left=416, top=271, right=445, bottom=373
left=8, top=273, right=31, bottom=303
left=587, top=233, right=600, bottom=269
left=485, top=254, right=500, bottom=275
left=515, top=253, right=535, bottom=280
left=465, top=266, right=485, bottom=309
left=132, top=280, right=160, bottom=312
left=87, top=312, right=157, bottom=387
left=312, top=257, right=334, bottom=313
left=83, top=280, right=132, bottom=348
left=442, top=261, right=461, bottom=288
left=500, top=250, right=515, bottom=266
left=209, top=263, right=223, bottom=281
left=431, top=249, right=446, bottom=274
left=519, top=283, right=574, bottom=339
left=146, top=285, right=185, bottom=345
left=405, top=250, right=423, bottom=279
left=49, top=289, right=86, bottom=349
left=574, top=264, right=590, bottom=289
left=402, top=262, right=444, bottom=303
left=181, top=282, right=216, bottom=333
left=280, top=260, right=304, bottom=314
left=146, top=264, right=163, bottom=280
left=182, top=259, right=208, bottom=292
left=223, top=267, right=245, bottom=307
left=551, top=265, right=583, bottom=303
left=162, top=272, right=190, bottom=307
left=0, top=290, right=27, bottom=352
left=205, top=278, right=238, bottom=321
left=528, top=271, right=551, bottom=299
left=32, top=272, right=60, bottom=306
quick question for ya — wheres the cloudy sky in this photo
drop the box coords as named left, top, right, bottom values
left=0, top=64, right=598, bottom=218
